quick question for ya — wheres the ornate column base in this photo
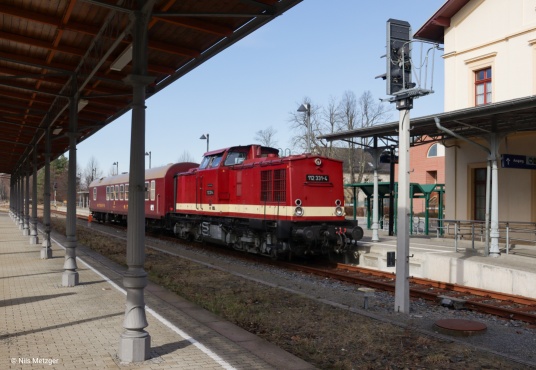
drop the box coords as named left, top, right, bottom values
left=41, top=238, right=52, bottom=259
left=62, top=271, right=79, bottom=286
left=29, top=235, right=39, bottom=244
left=22, top=228, right=30, bottom=236
left=118, top=330, right=151, bottom=363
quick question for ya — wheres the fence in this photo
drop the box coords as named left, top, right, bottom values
left=436, top=219, right=536, bottom=253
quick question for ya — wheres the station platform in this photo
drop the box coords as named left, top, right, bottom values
left=355, top=223, right=536, bottom=299
left=0, top=212, right=314, bottom=370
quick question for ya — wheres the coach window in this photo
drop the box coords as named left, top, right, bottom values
left=106, top=186, right=110, bottom=201
left=150, top=180, right=156, bottom=201
left=115, top=185, right=119, bottom=201
left=119, top=184, right=124, bottom=200
left=145, top=181, right=149, bottom=200
left=93, top=188, right=97, bottom=201
left=125, top=184, right=129, bottom=201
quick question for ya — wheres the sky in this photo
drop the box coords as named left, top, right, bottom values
left=75, top=0, right=447, bottom=176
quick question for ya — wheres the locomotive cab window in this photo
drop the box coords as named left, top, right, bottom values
left=93, top=188, right=97, bottom=201
left=224, top=151, right=247, bottom=166
left=144, top=182, right=149, bottom=200
left=106, top=186, right=110, bottom=201
left=210, top=154, right=223, bottom=168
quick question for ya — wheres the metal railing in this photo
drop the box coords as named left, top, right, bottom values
left=436, top=219, right=536, bottom=253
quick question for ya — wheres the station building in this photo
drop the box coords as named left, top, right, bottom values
left=420, top=0, right=536, bottom=223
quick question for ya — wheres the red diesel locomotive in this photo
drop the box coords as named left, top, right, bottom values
left=89, top=144, right=363, bottom=259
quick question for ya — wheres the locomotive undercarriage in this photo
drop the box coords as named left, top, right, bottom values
left=170, top=214, right=363, bottom=260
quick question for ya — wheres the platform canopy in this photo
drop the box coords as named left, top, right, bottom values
left=319, top=95, right=536, bottom=147
left=0, top=0, right=301, bottom=175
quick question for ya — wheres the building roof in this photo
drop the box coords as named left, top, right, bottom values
left=414, top=0, right=470, bottom=43
left=0, top=0, right=301, bottom=176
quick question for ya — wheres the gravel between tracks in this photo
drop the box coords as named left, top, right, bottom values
left=58, top=218, right=536, bottom=369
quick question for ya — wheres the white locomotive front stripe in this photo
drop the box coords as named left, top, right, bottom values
left=175, top=203, right=344, bottom=218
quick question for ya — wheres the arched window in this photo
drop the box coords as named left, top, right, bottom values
left=427, top=143, right=438, bottom=157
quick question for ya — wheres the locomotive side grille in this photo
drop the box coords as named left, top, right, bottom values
left=261, top=170, right=287, bottom=202
left=261, top=170, right=273, bottom=202
left=274, top=169, right=286, bottom=202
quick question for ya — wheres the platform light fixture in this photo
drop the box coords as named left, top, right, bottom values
left=52, top=127, right=62, bottom=135
left=200, top=133, right=209, bottom=152
left=297, top=103, right=311, bottom=153
left=110, top=44, right=133, bottom=71
left=145, top=151, right=151, bottom=169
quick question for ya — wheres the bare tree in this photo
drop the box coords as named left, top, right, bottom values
left=339, top=91, right=358, bottom=184
left=289, top=97, right=322, bottom=154
left=254, top=126, right=278, bottom=147
left=353, top=91, right=392, bottom=184
left=82, top=156, right=102, bottom=189
left=178, top=151, right=197, bottom=163
left=317, top=96, right=341, bottom=157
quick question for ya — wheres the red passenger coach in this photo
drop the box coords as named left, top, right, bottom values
left=171, top=145, right=363, bottom=259
left=89, top=162, right=198, bottom=224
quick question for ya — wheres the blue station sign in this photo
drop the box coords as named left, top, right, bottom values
left=501, top=154, right=536, bottom=170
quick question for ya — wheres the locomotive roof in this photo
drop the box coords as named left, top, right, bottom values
left=202, top=145, right=279, bottom=156
left=89, top=162, right=198, bottom=187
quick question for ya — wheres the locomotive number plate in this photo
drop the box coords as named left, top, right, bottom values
left=306, top=174, right=329, bottom=182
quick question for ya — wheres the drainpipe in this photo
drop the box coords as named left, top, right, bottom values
left=434, top=117, right=499, bottom=257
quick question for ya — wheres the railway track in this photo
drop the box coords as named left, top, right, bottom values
left=51, top=208, right=536, bottom=325
left=284, top=261, right=536, bottom=325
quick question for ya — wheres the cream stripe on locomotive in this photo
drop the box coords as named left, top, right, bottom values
left=175, top=203, right=345, bottom=217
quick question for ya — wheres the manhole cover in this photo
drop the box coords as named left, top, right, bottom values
left=434, top=319, right=487, bottom=336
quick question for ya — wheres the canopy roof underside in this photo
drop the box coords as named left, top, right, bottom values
left=0, top=0, right=301, bottom=175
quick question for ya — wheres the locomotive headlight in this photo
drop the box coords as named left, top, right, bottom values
left=335, top=199, right=342, bottom=206
left=335, top=206, right=344, bottom=217
left=295, top=206, right=304, bottom=216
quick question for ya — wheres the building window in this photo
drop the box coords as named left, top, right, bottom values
left=426, top=171, right=437, bottom=184
left=427, top=143, right=438, bottom=157
left=475, top=67, right=492, bottom=105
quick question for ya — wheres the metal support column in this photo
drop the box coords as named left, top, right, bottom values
left=23, top=161, right=30, bottom=236
left=63, top=91, right=80, bottom=286
left=41, top=128, right=52, bottom=259
left=395, top=101, right=411, bottom=314
left=18, top=174, right=24, bottom=230
left=370, top=140, right=381, bottom=242
left=30, top=146, right=39, bottom=244
left=118, top=2, right=156, bottom=362
left=489, top=134, right=500, bottom=257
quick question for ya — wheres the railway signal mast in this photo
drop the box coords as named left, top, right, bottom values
left=379, top=19, right=437, bottom=314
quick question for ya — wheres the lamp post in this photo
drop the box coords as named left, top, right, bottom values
left=145, top=151, right=151, bottom=169
left=297, top=103, right=311, bottom=153
left=113, top=162, right=118, bottom=175
left=200, top=134, right=209, bottom=152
